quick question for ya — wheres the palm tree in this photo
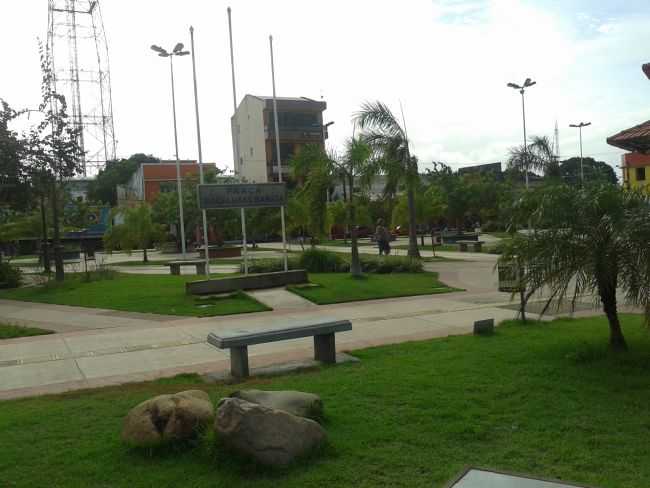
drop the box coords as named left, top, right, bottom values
left=355, top=101, right=420, bottom=258
left=330, top=138, right=375, bottom=277
left=508, top=135, right=560, bottom=181
left=499, top=183, right=650, bottom=351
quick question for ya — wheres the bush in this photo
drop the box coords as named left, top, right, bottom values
left=243, top=251, right=423, bottom=274
left=299, top=249, right=346, bottom=273
left=0, top=262, right=22, bottom=288
left=245, top=257, right=300, bottom=274
left=358, top=255, right=423, bottom=273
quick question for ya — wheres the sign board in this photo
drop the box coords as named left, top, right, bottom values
left=198, top=183, right=287, bottom=210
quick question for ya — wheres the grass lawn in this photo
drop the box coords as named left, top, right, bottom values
left=0, top=273, right=270, bottom=317
left=287, top=272, right=458, bottom=304
left=0, top=323, right=54, bottom=339
left=1, top=316, right=650, bottom=487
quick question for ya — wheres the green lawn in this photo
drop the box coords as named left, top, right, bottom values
left=0, top=273, right=269, bottom=317
left=1, top=316, right=649, bottom=487
left=0, top=323, right=54, bottom=339
left=288, top=272, right=458, bottom=304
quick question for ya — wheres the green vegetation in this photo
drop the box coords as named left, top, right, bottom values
left=288, top=272, right=455, bottom=304
left=0, top=323, right=54, bottom=339
left=0, top=273, right=269, bottom=317
left=1, top=316, right=649, bottom=487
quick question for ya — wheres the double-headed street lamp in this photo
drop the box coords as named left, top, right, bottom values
left=151, top=42, right=190, bottom=259
left=569, top=121, right=591, bottom=185
left=507, top=78, right=536, bottom=188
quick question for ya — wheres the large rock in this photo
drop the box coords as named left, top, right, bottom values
left=230, top=389, right=324, bottom=420
left=122, top=390, right=214, bottom=447
left=215, top=398, right=326, bottom=466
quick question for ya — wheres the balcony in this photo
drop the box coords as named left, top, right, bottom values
left=264, top=125, right=324, bottom=141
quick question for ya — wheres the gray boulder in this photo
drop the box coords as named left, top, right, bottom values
left=215, top=397, right=326, bottom=466
left=230, top=389, right=324, bottom=420
left=122, top=390, right=214, bottom=447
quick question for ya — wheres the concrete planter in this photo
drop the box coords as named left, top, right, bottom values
left=186, top=269, right=308, bottom=295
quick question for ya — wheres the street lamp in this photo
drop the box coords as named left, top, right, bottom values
left=507, top=78, right=536, bottom=188
left=569, top=121, right=591, bottom=185
left=150, top=42, right=190, bottom=259
left=322, top=121, right=334, bottom=144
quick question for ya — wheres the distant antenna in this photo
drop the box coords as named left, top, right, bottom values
left=47, top=0, right=116, bottom=176
left=553, top=120, right=560, bottom=161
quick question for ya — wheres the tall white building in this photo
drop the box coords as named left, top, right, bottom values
left=232, top=95, right=328, bottom=182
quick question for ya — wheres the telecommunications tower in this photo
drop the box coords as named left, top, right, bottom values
left=47, top=0, right=116, bottom=176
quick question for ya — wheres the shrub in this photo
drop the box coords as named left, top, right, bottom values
left=0, top=262, right=22, bottom=288
left=358, top=255, right=423, bottom=273
left=299, top=249, right=346, bottom=273
left=245, top=257, right=300, bottom=274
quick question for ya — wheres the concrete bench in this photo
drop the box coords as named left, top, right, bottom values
left=167, top=260, right=206, bottom=275
left=207, top=318, right=352, bottom=378
left=457, top=240, right=484, bottom=252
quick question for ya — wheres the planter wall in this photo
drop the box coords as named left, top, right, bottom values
left=186, top=269, right=308, bottom=295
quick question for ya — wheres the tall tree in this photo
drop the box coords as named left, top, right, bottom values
left=0, top=100, right=31, bottom=212
left=507, top=135, right=560, bottom=181
left=500, top=183, right=650, bottom=350
left=560, top=157, right=617, bottom=185
left=355, top=101, right=420, bottom=258
left=104, top=204, right=164, bottom=263
left=26, top=45, right=84, bottom=281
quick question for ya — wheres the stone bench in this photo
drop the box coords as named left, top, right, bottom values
left=457, top=240, right=484, bottom=252
left=167, top=260, right=207, bottom=276
left=207, top=318, right=352, bottom=378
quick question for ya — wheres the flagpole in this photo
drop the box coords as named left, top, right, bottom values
left=190, top=26, right=210, bottom=277
left=269, top=34, right=288, bottom=272
left=228, top=7, right=248, bottom=275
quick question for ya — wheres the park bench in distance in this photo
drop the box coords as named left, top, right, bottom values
left=456, top=240, right=484, bottom=252
left=207, top=318, right=352, bottom=378
left=167, top=260, right=207, bottom=275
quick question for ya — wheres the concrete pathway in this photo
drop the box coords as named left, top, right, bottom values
left=0, top=291, right=535, bottom=399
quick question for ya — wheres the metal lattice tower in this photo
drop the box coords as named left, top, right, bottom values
left=47, top=0, right=116, bottom=176
left=553, top=120, right=560, bottom=161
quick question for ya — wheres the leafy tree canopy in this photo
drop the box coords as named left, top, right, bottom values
left=559, top=157, right=617, bottom=185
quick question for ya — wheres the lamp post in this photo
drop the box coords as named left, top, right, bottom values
left=151, top=42, right=190, bottom=259
left=569, top=121, right=591, bottom=185
left=322, top=121, right=334, bottom=146
left=507, top=78, right=536, bottom=188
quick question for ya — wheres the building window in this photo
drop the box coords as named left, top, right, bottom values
left=636, top=167, right=646, bottom=181
left=159, top=182, right=176, bottom=193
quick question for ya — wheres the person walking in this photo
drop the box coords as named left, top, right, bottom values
left=375, top=219, right=391, bottom=256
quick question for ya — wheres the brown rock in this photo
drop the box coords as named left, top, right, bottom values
left=230, top=389, right=324, bottom=420
left=122, top=390, right=214, bottom=447
left=215, top=397, right=326, bottom=466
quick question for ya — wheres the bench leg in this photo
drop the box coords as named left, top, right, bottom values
left=230, top=346, right=249, bottom=378
left=314, top=333, right=336, bottom=364
left=196, top=263, right=207, bottom=275
left=170, top=265, right=180, bottom=275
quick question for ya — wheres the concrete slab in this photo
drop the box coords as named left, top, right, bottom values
left=0, top=338, right=70, bottom=362
left=76, top=343, right=226, bottom=379
left=247, top=287, right=317, bottom=311
left=0, top=359, right=84, bottom=390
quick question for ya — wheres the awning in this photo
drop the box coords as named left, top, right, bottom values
left=607, top=119, right=650, bottom=153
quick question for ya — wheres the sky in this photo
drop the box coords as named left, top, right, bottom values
left=2, top=0, right=650, bottom=176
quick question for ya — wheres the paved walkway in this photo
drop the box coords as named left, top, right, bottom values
left=0, top=238, right=606, bottom=400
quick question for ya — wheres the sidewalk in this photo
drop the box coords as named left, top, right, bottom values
left=0, top=290, right=529, bottom=400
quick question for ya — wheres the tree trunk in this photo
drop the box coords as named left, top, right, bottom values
left=40, top=195, right=51, bottom=273
left=406, top=183, right=420, bottom=258
left=51, top=181, right=64, bottom=282
left=348, top=173, right=361, bottom=277
left=342, top=177, right=349, bottom=245
left=143, top=247, right=148, bottom=263
left=600, top=280, right=627, bottom=351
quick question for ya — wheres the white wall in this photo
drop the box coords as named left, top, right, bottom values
left=233, top=95, right=267, bottom=183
